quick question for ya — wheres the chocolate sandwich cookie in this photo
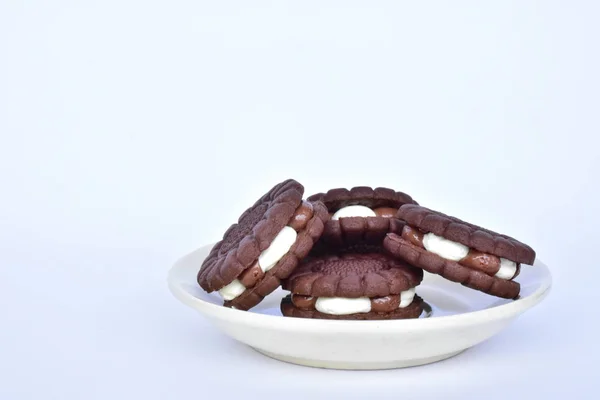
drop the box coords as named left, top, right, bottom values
left=281, top=253, right=424, bottom=320
left=197, top=179, right=328, bottom=310
left=384, top=204, right=536, bottom=299
left=307, top=186, right=417, bottom=248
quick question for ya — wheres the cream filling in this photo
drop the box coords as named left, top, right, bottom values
left=218, top=279, right=246, bottom=301
left=315, top=297, right=371, bottom=315
left=314, top=289, right=416, bottom=315
left=422, top=232, right=469, bottom=261
left=399, top=288, right=416, bottom=308
left=331, top=205, right=376, bottom=220
left=422, top=232, right=517, bottom=280
left=218, top=226, right=298, bottom=301
left=258, top=226, right=297, bottom=272
left=497, top=258, right=517, bottom=279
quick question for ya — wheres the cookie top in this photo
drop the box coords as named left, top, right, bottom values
left=198, top=179, right=304, bottom=292
left=397, top=204, right=536, bottom=265
left=308, top=186, right=417, bottom=212
left=283, top=253, right=423, bottom=298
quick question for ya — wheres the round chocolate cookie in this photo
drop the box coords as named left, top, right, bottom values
left=197, top=179, right=328, bottom=310
left=280, top=253, right=424, bottom=320
left=383, top=204, right=536, bottom=299
left=307, top=186, right=417, bottom=248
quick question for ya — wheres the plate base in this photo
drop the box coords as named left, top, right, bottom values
left=253, top=348, right=465, bottom=370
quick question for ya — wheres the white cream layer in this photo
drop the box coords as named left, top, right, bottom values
left=218, top=279, right=246, bottom=301
left=422, top=232, right=517, bottom=280
left=399, top=288, right=416, bottom=308
left=219, top=226, right=298, bottom=301
left=314, top=289, right=417, bottom=315
left=497, top=258, right=517, bottom=279
left=331, top=205, right=376, bottom=220
left=258, top=226, right=297, bottom=272
left=422, top=232, right=469, bottom=261
left=315, top=297, right=371, bottom=315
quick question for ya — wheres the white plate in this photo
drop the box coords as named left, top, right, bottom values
left=168, top=244, right=551, bottom=370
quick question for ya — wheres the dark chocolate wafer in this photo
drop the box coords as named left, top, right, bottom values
left=308, top=186, right=417, bottom=212
left=197, top=179, right=328, bottom=310
left=283, top=253, right=423, bottom=297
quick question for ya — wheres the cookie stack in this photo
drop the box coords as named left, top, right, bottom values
left=197, top=179, right=536, bottom=320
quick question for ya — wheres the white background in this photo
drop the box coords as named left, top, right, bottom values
left=1, top=1, right=599, bottom=399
